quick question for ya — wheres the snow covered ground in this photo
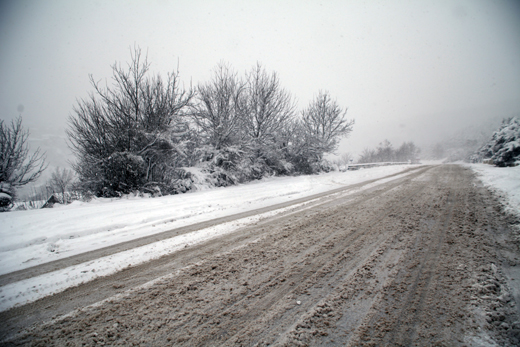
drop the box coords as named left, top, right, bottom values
left=0, top=164, right=420, bottom=311
left=2, top=162, right=518, bottom=313
left=469, top=163, right=520, bottom=215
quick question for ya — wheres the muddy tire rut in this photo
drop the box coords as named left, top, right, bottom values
left=2, top=164, right=520, bottom=346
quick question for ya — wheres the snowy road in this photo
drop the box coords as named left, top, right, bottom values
left=1, top=164, right=520, bottom=345
left=0, top=165, right=421, bottom=311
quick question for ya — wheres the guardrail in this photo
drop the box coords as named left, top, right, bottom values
left=343, top=162, right=413, bottom=171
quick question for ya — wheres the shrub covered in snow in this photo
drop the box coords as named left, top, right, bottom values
left=68, top=47, right=194, bottom=198
left=100, top=152, right=147, bottom=196
left=478, top=117, right=520, bottom=167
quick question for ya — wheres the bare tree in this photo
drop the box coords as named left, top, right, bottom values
left=240, top=63, right=296, bottom=176
left=68, top=46, right=194, bottom=196
left=244, top=63, right=295, bottom=142
left=395, top=141, right=421, bottom=162
left=376, top=140, right=394, bottom=162
left=48, top=167, right=75, bottom=203
left=190, top=63, right=246, bottom=150
left=301, top=91, right=354, bottom=162
left=358, top=148, right=376, bottom=163
left=0, top=117, right=47, bottom=210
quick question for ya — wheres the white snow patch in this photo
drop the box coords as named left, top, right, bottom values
left=469, top=164, right=520, bottom=214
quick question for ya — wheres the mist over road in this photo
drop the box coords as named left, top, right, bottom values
left=2, top=165, right=519, bottom=346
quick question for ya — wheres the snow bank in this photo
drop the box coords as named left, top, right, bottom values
left=469, top=164, right=520, bottom=214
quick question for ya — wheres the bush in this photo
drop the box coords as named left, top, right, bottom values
left=101, top=152, right=147, bottom=196
left=68, top=47, right=194, bottom=197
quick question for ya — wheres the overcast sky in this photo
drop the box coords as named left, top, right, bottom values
left=1, top=0, right=519, bottom=165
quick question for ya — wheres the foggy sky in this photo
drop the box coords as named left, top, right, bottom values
left=1, top=0, right=519, bottom=167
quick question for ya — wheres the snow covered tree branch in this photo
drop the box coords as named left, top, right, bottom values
left=190, top=63, right=246, bottom=151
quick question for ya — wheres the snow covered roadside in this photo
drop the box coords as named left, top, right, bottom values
left=0, top=201, right=313, bottom=312
left=0, top=164, right=421, bottom=311
left=469, top=164, right=520, bottom=215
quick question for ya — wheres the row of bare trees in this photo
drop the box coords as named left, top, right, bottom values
left=68, top=48, right=355, bottom=197
left=358, top=140, right=420, bottom=164
left=0, top=48, right=355, bottom=208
